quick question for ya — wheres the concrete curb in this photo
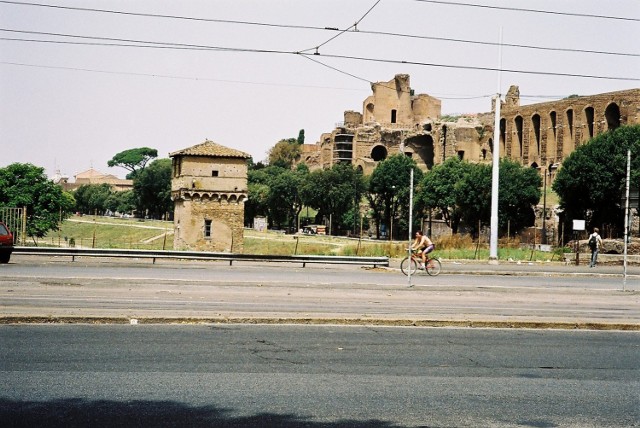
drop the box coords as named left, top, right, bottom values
left=384, top=266, right=639, bottom=278
left=2, top=316, right=639, bottom=331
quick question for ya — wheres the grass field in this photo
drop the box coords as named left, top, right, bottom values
left=42, top=216, right=561, bottom=262
left=42, top=216, right=174, bottom=250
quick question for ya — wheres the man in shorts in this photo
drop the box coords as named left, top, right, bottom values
left=411, top=230, right=434, bottom=268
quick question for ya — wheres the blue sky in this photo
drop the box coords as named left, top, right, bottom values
left=1, top=0, right=638, bottom=178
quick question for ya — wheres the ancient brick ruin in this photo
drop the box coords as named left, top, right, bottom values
left=299, top=74, right=640, bottom=177
left=499, top=85, right=640, bottom=178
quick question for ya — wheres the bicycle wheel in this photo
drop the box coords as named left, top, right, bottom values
left=400, top=256, right=418, bottom=276
left=426, top=258, right=442, bottom=276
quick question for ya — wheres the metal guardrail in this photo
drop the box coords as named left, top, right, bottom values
left=12, top=246, right=389, bottom=268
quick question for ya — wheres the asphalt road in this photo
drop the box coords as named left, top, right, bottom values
left=1, top=256, right=639, bottom=328
left=2, top=324, right=639, bottom=427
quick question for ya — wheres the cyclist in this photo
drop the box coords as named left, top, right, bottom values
left=411, top=230, right=434, bottom=269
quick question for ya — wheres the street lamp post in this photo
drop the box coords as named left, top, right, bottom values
left=542, top=167, right=547, bottom=245
left=543, top=164, right=558, bottom=246
left=390, top=186, right=396, bottom=242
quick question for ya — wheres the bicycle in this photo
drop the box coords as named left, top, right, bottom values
left=400, top=248, right=442, bottom=276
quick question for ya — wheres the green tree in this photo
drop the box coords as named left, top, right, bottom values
left=368, top=154, right=423, bottom=240
left=267, top=138, right=301, bottom=168
left=455, top=163, right=492, bottom=237
left=73, top=183, right=114, bottom=215
left=245, top=165, right=287, bottom=227
left=363, top=174, right=385, bottom=238
left=0, top=163, right=75, bottom=239
left=108, top=147, right=158, bottom=179
left=245, top=182, right=270, bottom=226
left=267, top=168, right=307, bottom=230
left=133, top=158, right=172, bottom=219
left=297, top=129, right=305, bottom=145
left=416, top=157, right=471, bottom=234
left=301, top=164, right=366, bottom=235
left=553, top=125, right=640, bottom=237
left=498, top=159, right=541, bottom=235
left=417, top=157, right=540, bottom=236
left=105, top=190, right=136, bottom=215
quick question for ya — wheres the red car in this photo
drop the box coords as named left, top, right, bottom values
left=0, top=221, right=14, bottom=263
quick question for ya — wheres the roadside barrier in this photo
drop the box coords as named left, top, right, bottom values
left=12, top=246, right=389, bottom=268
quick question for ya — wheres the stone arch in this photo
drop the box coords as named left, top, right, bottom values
left=605, top=103, right=621, bottom=131
left=405, top=135, right=435, bottom=170
left=548, top=111, right=557, bottom=161
left=584, top=106, right=595, bottom=140
left=514, top=116, right=524, bottom=160
left=441, top=125, right=448, bottom=161
left=499, top=118, right=506, bottom=156
left=532, top=113, right=541, bottom=158
left=371, top=145, right=387, bottom=162
left=566, top=109, right=574, bottom=139
left=563, top=108, right=574, bottom=157
left=366, top=103, right=375, bottom=121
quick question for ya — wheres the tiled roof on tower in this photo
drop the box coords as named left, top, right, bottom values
left=169, top=140, right=251, bottom=159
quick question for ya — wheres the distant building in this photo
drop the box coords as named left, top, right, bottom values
left=170, top=140, right=250, bottom=252
left=298, top=74, right=640, bottom=177
left=59, top=168, right=133, bottom=192
left=298, top=74, right=494, bottom=174
left=497, top=85, right=640, bottom=175
left=297, top=74, right=640, bottom=242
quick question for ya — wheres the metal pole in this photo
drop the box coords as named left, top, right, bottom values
left=623, top=149, right=630, bottom=291
left=489, top=27, right=503, bottom=263
left=22, top=206, right=27, bottom=245
left=489, top=95, right=501, bottom=262
left=542, top=168, right=547, bottom=245
left=408, top=169, right=414, bottom=287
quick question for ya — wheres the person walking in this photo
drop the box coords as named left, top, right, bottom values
left=588, top=227, right=603, bottom=268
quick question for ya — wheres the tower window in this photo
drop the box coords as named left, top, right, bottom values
left=391, top=109, right=397, bottom=124
left=212, top=170, right=219, bottom=177
left=204, top=219, right=212, bottom=239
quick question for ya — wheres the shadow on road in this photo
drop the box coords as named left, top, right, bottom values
left=1, top=398, right=405, bottom=428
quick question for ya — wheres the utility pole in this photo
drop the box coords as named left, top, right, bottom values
left=489, top=27, right=503, bottom=263
left=623, top=149, right=630, bottom=291
left=542, top=167, right=547, bottom=245
left=489, top=94, right=501, bottom=262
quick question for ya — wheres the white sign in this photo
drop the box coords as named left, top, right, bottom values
left=254, top=216, right=268, bottom=232
left=572, top=219, right=585, bottom=231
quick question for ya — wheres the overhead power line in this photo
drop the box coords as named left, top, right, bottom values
left=0, top=0, right=320, bottom=28
left=0, top=60, right=367, bottom=91
left=362, top=29, right=639, bottom=58
left=414, top=0, right=640, bottom=22
left=1, top=1, right=637, bottom=57
left=0, top=60, right=610, bottom=103
left=300, top=0, right=382, bottom=54
left=303, top=52, right=640, bottom=82
left=2, top=34, right=638, bottom=82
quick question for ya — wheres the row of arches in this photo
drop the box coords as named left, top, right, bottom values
left=173, top=190, right=248, bottom=204
left=500, top=102, right=622, bottom=163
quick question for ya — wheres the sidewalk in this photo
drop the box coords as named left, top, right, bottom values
left=406, top=258, right=640, bottom=277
